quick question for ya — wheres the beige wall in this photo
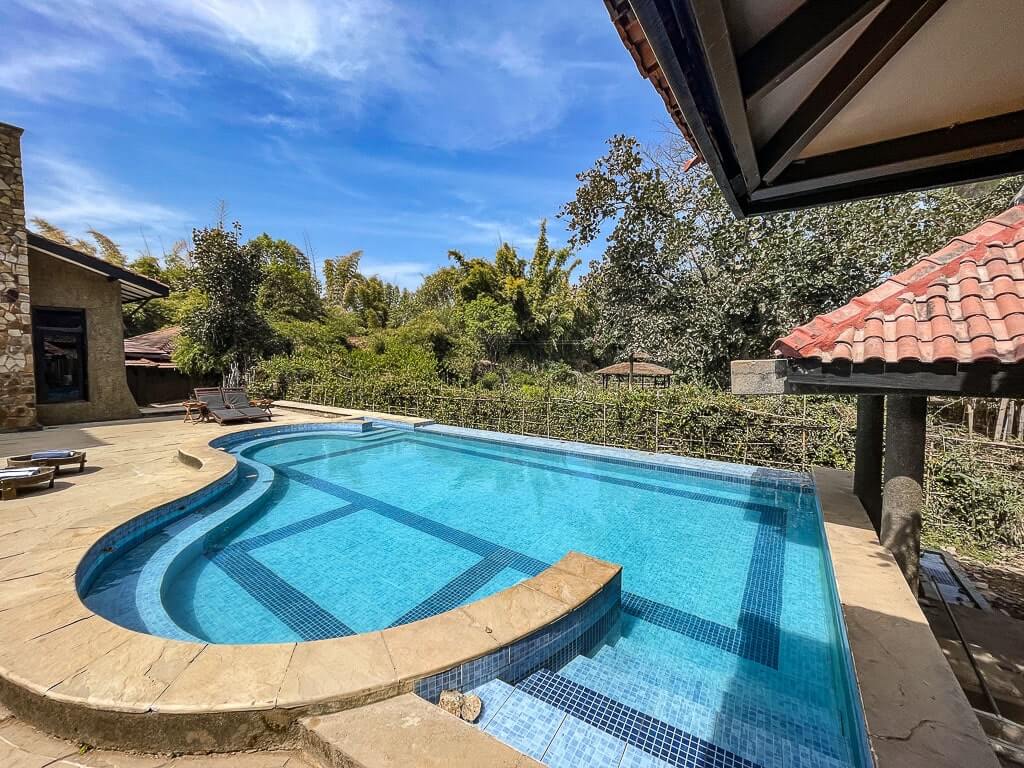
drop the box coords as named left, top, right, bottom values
left=0, top=122, right=37, bottom=431
left=29, top=251, right=140, bottom=425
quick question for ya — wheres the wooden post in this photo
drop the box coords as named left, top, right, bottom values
left=854, top=395, right=885, bottom=534
left=880, top=395, right=927, bottom=593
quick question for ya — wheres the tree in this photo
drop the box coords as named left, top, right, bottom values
left=323, top=250, right=363, bottom=306
left=175, top=223, right=275, bottom=379
left=563, top=133, right=1024, bottom=384
left=248, top=233, right=323, bottom=322
left=460, top=295, right=518, bottom=361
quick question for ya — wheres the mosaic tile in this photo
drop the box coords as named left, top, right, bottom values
left=542, top=715, right=626, bottom=768
left=483, top=688, right=567, bottom=760
left=517, top=669, right=759, bottom=768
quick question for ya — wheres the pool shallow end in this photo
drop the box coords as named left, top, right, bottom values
left=0, top=418, right=623, bottom=753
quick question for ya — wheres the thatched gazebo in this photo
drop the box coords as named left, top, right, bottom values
left=596, top=353, right=673, bottom=389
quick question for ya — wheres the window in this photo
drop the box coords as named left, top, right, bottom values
left=33, top=308, right=88, bottom=403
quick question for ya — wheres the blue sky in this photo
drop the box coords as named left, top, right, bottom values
left=2, top=0, right=670, bottom=288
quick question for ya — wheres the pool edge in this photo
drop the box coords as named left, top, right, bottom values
left=813, top=466, right=999, bottom=768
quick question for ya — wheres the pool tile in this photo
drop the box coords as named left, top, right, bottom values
left=483, top=688, right=566, bottom=760
left=542, top=715, right=626, bottom=768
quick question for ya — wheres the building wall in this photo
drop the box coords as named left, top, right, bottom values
left=29, top=252, right=140, bottom=424
left=0, top=123, right=37, bottom=431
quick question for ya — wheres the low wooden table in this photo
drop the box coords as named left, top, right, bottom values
left=182, top=400, right=208, bottom=424
left=1, top=466, right=56, bottom=500
left=253, top=398, right=273, bottom=416
left=6, top=451, right=86, bottom=474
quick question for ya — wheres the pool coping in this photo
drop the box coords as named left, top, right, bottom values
left=813, top=467, right=999, bottom=768
left=0, top=418, right=621, bottom=753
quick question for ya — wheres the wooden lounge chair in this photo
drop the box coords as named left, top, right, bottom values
left=192, top=387, right=250, bottom=425
left=7, top=449, right=86, bottom=474
left=222, top=388, right=272, bottom=422
left=0, top=466, right=55, bottom=500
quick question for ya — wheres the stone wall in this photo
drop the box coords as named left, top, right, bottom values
left=30, top=251, right=141, bottom=425
left=0, top=123, right=37, bottom=431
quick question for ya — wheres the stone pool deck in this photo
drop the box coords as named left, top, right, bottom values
left=0, top=411, right=620, bottom=762
left=0, top=412, right=1001, bottom=767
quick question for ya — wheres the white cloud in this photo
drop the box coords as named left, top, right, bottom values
left=24, top=155, right=189, bottom=255
left=3, top=0, right=618, bottom=150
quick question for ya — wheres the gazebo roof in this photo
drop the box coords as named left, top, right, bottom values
left=773, top=204, right=1024, bottom=365
left=595, top=362, right=673, bottom=377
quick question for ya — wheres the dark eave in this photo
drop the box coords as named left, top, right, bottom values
left=607, top=0, right=1024, bottom=217
left=27, top=232, right=169, bottom=302
left=785, top=358, right=1024, bottom=398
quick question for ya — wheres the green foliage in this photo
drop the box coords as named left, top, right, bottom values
left=564, top=134, right=1024, bottom=384
left=924, top=445, right=1024, bottom=552
left=460, top=295, right=518, bottom=360
left=176, top=223, right=275, bottom=376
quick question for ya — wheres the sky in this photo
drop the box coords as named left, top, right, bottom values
left=1, top=0, right=672, bottom=288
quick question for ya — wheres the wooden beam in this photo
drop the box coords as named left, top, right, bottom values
left=629, top=0, right=747, bottom=215
left=760, top=0, right=945, bottom=184
left=688, top=0, right=760, bottom=191
left=738, top=0, right=886, bottom=104
left=784, top=359, right=1024, bottom=398
left=754, top=109, right=1024, bottom=201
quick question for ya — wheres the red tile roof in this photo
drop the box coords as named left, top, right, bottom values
left=773, top=205, right=1024, bottom=365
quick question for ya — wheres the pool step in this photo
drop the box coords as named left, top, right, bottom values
left=592, top=643, right=841, bottom=732
left=605, top=632, right=836, bottom=710
left=558, top=655, right=851, bottom=767
left=471, top=660, right=854, bottom=768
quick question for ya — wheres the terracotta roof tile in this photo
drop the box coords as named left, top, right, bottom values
left=773, top=204, right=1024, bottom=365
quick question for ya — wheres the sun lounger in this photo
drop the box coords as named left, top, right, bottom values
left=222, top=388, right=273, bottom=422
left=193, top=387, right=250, bottom=425
left=0, top=466, right=55, bottom=500
left=6, top=449, right=87, bottom=473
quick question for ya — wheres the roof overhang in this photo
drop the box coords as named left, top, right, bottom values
left=608, top=0, right=1024, bottom=217
left=27, top=232, right=169, bottom=302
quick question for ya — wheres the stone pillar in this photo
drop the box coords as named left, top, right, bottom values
left=0, top=123, right=36, bottom=431
left=880, top=395, right=927, bottom=593
left=854, top=395, right=884, bottom=534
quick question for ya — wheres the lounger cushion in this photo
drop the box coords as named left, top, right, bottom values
left=0, top=468, right=45, bottom=478
left=31, top=450, right=76, bottom=459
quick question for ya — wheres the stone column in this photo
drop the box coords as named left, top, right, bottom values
left=854, top=395, right=884, bottom=534
left=880, top=395, right=927, bottom=593
left=0, top=123, right=36, bottom=431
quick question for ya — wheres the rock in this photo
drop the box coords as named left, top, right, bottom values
left=461, top=693, right=482, bottom=723
left=437, top=690, right=483, bottom=723
left=438, top=690, right=464, bottom=718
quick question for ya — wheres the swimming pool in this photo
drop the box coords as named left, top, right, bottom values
left=81, top=423, right=869, bottom=768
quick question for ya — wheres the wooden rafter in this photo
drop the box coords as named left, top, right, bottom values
left=738, top=0, right=886, bottom=103
left=759, top=0, right=946, bottom=184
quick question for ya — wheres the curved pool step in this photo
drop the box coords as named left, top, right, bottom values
left=592, top=643, right=841, bottom=735
left=559, top=655, right=851, bottom=767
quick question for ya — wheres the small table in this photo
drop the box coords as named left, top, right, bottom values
left=182, top=400, right=208, bottom=424
left=253, top=398, right=274, bottom=416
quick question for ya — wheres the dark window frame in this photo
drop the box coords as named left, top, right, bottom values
left=32, top=306, right=89, bottom=404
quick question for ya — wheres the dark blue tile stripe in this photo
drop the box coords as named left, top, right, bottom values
left=276, top=433, right=408, bottom=468
left=279, top=466, right=504, bottom=559
left=520, top=669, right=760, bottom=768
left=737, top=505, right=786, bottom=668
left=390, top=550, right=513, bottom=627
left=277, top=467, right=783, bottom=667
left=231, top=502, right=363, bottom=552
left=406, top=436, right=783, bottom=517
left=208, top=547, right=355, bottom=640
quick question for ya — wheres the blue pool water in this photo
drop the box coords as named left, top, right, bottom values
left=82, top=425, right=869, bottom=768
